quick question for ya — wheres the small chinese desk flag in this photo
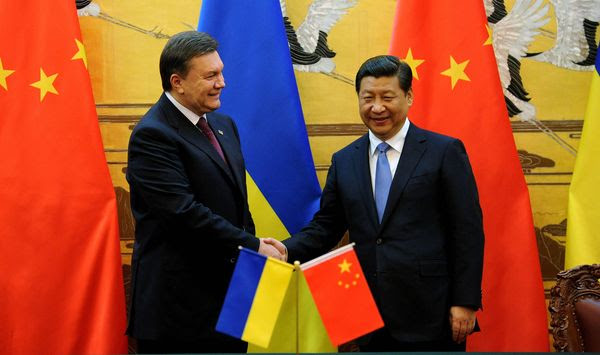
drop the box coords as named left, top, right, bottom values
left=300, top=243, right=384, bottom=346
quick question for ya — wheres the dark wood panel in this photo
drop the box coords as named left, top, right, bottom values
left=98, top=116, right=584, bottom=135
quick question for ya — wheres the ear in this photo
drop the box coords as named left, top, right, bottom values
left=170, top=73, right=184, bottom=94
left=406, top=88, right=414, bottom=106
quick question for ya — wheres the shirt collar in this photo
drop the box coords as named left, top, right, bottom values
left=369, top=118, right=411, bottom=157
left=165, top=91, right=206, bottom=125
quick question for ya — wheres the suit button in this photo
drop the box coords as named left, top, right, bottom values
left=376, top=238, right=383, bottom=245
left=230, top=258, right=236, bottom=264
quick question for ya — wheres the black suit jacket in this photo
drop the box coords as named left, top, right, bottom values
left=284, top=123, right=484, bottom=343
left=126, top=93, right=259, bottom=342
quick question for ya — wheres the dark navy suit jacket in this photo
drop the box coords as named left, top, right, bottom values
left=284, top=123, right=484, bottom=343
left=126, top=93, right=259, bottom=342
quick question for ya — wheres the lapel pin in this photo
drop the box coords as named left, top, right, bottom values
left=218, top=130, right=224, bottom=135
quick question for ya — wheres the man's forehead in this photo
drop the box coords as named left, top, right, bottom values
left=359, top=76, right=402, bottom=91
left=192, top=51, right=224, bottom=69
left=360, top=75, right=399, bottom=83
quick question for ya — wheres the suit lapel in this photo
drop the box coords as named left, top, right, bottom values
left=353, top=135, right=379, bottom=231
left=207, top=114, right=246, bottom=199
left=159, top=94, right=236, bottom=186
left=379, top=124, right=427, bottom=229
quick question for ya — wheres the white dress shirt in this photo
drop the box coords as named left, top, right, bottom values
left=368, top=118, right=411, bottom=195
left=165, top=91, right=206, bottom=125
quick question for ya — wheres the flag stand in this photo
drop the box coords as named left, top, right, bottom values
left=294, top=261, right=300, bottom=355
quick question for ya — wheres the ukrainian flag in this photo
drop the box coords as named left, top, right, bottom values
left=198, top=0, right=321, bottom=237
left=565, top=44, right=600, bottom=268
left=247, top=268, right=337, bottom=353
left=216, top=248, right=294, bottom=348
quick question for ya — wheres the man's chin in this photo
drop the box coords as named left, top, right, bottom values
left=370, top=125, right=389, bottom=133
left=207, top=101, right=221, bottom=112
left=370, top=128, right=393, bottom=140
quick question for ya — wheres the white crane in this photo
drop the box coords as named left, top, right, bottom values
left=529, top=0, right=600, bottom=71
left=280, top=0, right=357, bottom=73
left=486, top=0, right=578, bottom=155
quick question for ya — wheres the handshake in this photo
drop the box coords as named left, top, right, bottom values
left=258, top=238, right=288, bottom=262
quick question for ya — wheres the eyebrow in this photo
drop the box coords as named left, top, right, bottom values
left=360, top=90, right=397, bottom=95
left=203, top=64, right=224, bottom=75
left=203, top=69, right=221, bottom=76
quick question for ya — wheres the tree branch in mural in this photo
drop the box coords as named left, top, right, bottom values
left=76, top=0, right=172, bottom=39
left=486, top=0, right=583, bottom=156
left=279, top=0, right=356, bottom=73
left=536, top=220, right=566, bottom=280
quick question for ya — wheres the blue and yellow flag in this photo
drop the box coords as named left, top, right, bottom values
left=247, top=268, right=337, bottom=353
left=198, top=0, right=321, bottom=236
left=216, top=248, right=294, bottom=348
left=565, top=44, right=600, bottom=268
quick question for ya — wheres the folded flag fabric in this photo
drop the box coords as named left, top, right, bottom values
left=198, top=0, right=321, bottom=237
left=216, top=248, right=294, bottom=348
left=0, top=2, right=127, bottom=353
left=565, top=44, right=600, bottom=268
left=300, top=244, right=384, bottom=346
left=390, top=0, right=548, bottom=350
left=247, top=268, right=337, bottom=353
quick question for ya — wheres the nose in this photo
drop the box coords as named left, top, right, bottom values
left=371, top=102, right=385, bottom=114
left=215, top=74, right=225, bottom=89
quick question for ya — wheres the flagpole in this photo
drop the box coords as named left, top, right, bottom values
left=294, top=261, right=300, bottom=355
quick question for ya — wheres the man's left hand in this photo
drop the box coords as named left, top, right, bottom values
left=449, top=306, right=476, bottom=344
left=262, top=237, right=288, bottom=262
left=258, top=238, right=286, bottom=261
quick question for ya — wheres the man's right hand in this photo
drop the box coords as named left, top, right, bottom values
left=449, top=306, right=477, bottom=343
left=258, top=238, right=286, bottom=261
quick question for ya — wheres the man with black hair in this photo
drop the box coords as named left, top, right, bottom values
left=269, top=55, right=484, bottom=351
left=126, top=31, right=283, bottom=353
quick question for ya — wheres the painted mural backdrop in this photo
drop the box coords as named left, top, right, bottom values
left=77, top=0, right=598, bottom=345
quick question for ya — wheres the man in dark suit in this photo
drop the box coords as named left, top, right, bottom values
left=126, top=31, right=283, bottom=353
left=268, top=55, right=484, bottom=351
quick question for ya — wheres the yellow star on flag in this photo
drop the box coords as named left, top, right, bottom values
left=441, top=56, right=471, bottom=89
left=30, top=68, right=59, bottom=101
left=0, top=58, right=15, bottom=91
left=484, top=24, right=493, bottom=46
left=338, top=259, right=352, bottom=273
left=403, top=48, right=425, bottom=80
left=72, top=39, right=88, bottom=69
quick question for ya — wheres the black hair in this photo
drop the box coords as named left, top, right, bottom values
left=355, top=55, right=412, bottom=93
left=159, top=31, right=218, bottom=91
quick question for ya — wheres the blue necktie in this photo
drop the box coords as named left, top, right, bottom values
left=375, top=142, right=392, bottom=222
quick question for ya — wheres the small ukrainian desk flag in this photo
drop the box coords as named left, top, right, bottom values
left=216, top=248, right=294, bottom=348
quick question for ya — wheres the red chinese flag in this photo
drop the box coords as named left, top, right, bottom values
left=390, top=0, right=548, bottom=351
left=0, top=2, right=127, bottom=354
left=300, top=244, right=383, bottom=346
